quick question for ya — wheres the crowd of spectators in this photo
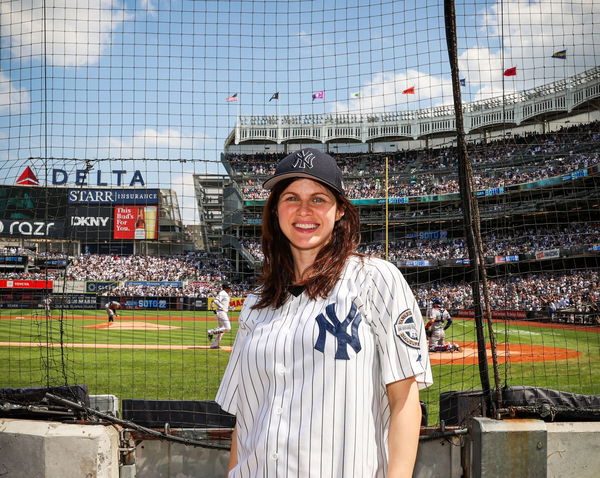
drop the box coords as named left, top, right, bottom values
left=240, top=222, right=600, bottom=262
left=414, top=270, right=598, bottom=313
left=227, top=121, right=600, bottom=200
left=0, top=248, right=597, bottom=311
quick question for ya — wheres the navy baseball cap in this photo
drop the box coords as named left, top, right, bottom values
left=263, top=148, right=345, bottom=196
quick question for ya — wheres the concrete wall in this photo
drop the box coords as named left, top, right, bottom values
left=467, top=418, right=600, bottom=478
left=1, top=418, right=599, bottom=477
left=0, top=419, right=119, bottom=478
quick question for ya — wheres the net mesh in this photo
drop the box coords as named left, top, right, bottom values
left=0, top=0, right=598, bottom=430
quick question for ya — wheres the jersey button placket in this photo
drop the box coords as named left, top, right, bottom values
left=271, top=300, right=294, bottom=469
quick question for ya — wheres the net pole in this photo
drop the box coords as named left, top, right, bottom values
left=385, top=156, right=389, bottom=262
left=444, top=0, right=501, bottom=415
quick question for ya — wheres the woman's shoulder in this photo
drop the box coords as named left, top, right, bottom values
left=345, top=254, right=405, bottom=281
left=346, top=254, right=400, bottom=271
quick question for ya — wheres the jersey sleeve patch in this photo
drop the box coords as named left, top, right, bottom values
left=394, top=309, right=420, bottom=349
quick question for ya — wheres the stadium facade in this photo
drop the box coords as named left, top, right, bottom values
left=211, top=67, right=600, bottom=307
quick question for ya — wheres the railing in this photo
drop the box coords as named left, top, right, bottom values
left=230, top=66, right=600, bottom=145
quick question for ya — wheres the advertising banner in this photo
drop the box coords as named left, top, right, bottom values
left=399, top=259, right=433, bottom=267
left=54, top=294, right=98, bottom=310
left=123, top=298, right=169, bottom=309
left=0, top=219, right=65, bottom=238
left=124, top=281, right=182, bottom=287
left=494, top=255, right=519, bottom=264
left=405, top=231, right=448, bottom=240
left=68, top=189, right=159, bottom=205
left=0, top=185, right=67, bottom=220
left=67, top=205, right=113, bottom=240
left=0, top=279, right=53, bottom=289
left=114, top=206, right=158, bottom=240
left=86, top=281, right=119, bottom=293
left=535, top=249, right=560, bottom=260
left=456, top=309, right=527, bottom=320
left=207, top=296, right=246, bottom=312
left=0, top=255, right=27, bottom=265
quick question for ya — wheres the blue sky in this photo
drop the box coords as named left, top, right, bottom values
left=0, top=0, right=598, bottom=220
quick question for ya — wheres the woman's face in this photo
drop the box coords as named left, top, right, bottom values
left=276, top=178, right=344, bottom=258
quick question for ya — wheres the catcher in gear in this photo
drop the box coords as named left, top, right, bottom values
left=425, top=298, right=454, bottom=350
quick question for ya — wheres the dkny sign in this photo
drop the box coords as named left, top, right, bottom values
left=70, top=216, right=110, bottom=227
left=66, top=206, right=113, bottom=240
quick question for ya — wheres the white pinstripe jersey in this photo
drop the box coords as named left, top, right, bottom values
left=216, top=256, right=433, bottom=478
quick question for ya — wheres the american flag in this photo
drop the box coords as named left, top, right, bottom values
left=226, top=93, right=238, bottom=102
left=312, top=91, right=324, bottom=100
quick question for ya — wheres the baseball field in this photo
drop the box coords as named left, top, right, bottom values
left=1, top=309, right=598, bottom=425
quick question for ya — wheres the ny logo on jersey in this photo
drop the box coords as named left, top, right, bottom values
left=292, top=150, right=315, bottom=169
left=314, top=302, right=362, bottom=360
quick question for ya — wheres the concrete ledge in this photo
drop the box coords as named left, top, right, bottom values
left=469, top=418, right=547, bottom=478
left=546, top=421, right=600, bottom=478
left=0, top=419, right=119, bottom=478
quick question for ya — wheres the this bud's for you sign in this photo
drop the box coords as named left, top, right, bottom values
left=113, top=206, right=157, bottom=240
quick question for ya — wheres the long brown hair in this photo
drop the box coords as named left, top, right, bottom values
left=253, top=178, right=361, bottom=309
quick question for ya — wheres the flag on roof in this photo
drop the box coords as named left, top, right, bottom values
left=351, top=92, right=361, bottom=98
left=226, top=93, right=238, bottom=102
left=269, top=92, right=279, bottom=102
left=459, top=78, right=466, bottom=87
left=503, top=67, right=517, bottom=76
left=552, top=50, right=567, bottom=59
left=402, top=86, right=415, bottom=94
left=16, top=166, right=39, bottom=185
left=312, top=91, right=324, bottom=100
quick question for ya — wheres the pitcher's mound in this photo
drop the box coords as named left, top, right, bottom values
left=84, top=321, right=181, bottom=330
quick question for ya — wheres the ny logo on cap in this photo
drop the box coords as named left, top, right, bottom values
left=292, top=150, right=315, bottom=169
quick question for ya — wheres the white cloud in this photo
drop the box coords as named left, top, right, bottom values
left=0, top=70, right=30, bottom=113
left=333, top=69, right=454, bottom=114
left=104, top=128, right=214, bottom=158
left=0, top=0, right=131, bottom=67
left=139, top=0, right=156, bottom=11
left=340, top=0, right=600, bottom=110
left=460, top=0, right=600, bottom=100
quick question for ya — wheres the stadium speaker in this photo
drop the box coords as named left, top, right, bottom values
left=439, top=390, right=487, bottom=426
left=121, top=399, right=236, bottom=428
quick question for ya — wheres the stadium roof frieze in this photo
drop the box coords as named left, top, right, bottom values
left=226, top=66, right=600, bottom=146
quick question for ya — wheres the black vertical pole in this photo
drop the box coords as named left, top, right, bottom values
left=443, top=0, right=496, bottom=415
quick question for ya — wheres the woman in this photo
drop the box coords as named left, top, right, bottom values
left=216, top=148, right=432, bottom=477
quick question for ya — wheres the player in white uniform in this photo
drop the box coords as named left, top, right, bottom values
left=425, top=298, right=453, bottom=351
left=208, top=283, right=233, bottom=349
left=216, top=148, right=432, bottom=478
left=105, top=300, right=121, bottom=322
left=42, top=295, right=53, bottom=317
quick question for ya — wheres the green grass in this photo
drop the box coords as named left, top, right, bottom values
left=1, top=310, right=598, bottom=425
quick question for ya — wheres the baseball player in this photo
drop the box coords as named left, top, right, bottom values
left=425, top=298, right=453, bottom=351
left=42, top=295, right=53, bottom=317
left=215, top=149, right=432, bottom=477
left=207, top=283, right=233, bottom=349
left=105, top=300, right=121, bottom=323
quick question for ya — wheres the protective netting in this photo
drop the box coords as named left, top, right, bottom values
left=0, top=1, right=598, bottom=431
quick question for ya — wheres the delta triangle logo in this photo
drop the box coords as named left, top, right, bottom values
left=16, top=166, right=39, bottom=185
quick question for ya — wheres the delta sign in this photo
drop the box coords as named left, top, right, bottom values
left=16, top=166, right=145, bottom=187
